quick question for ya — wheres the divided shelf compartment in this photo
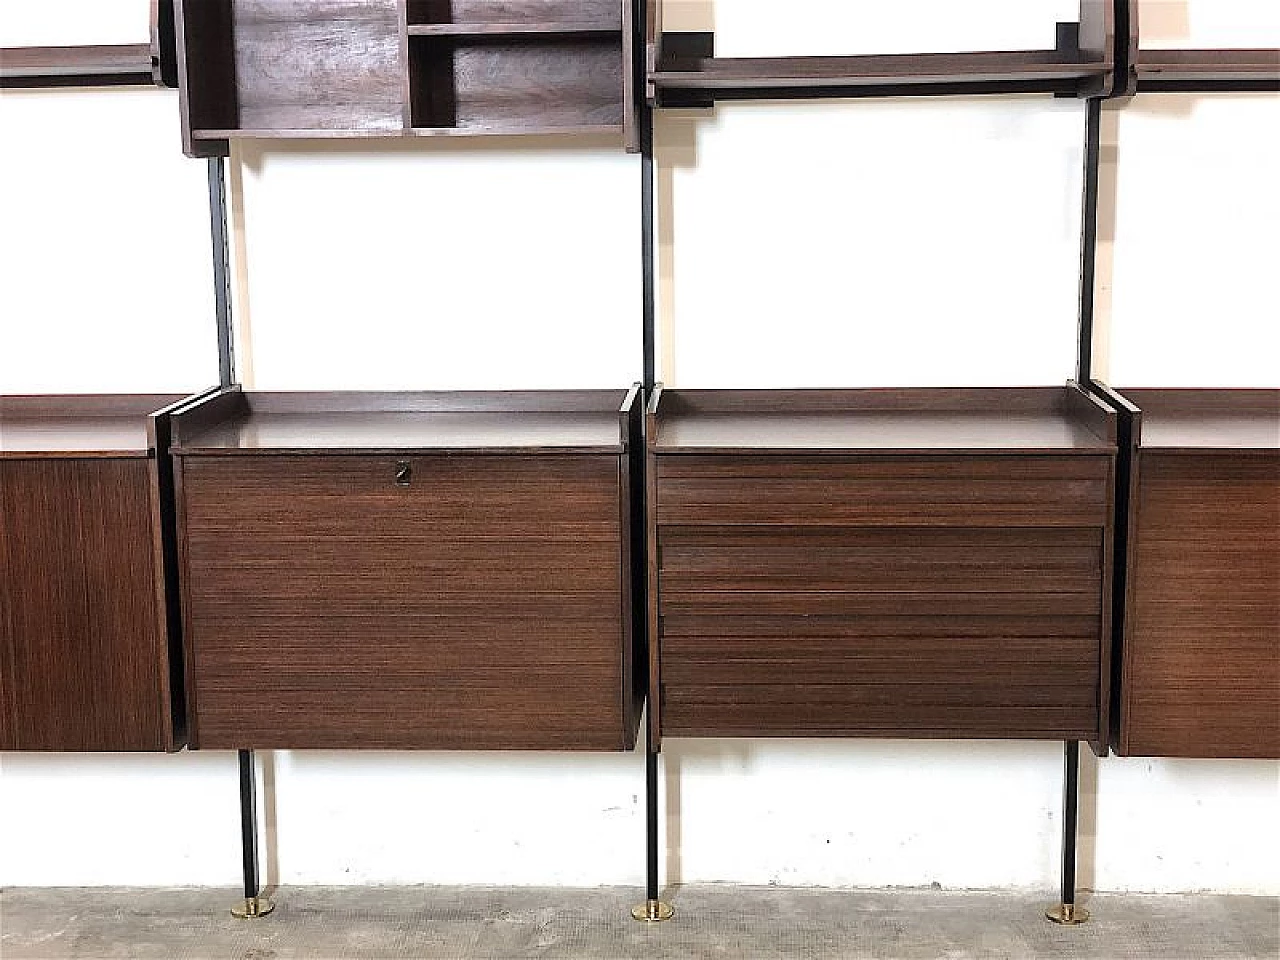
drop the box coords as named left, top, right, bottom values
left=174, top=0, right=637, bottom=157
left=645, top=386, right=1120, bottom=753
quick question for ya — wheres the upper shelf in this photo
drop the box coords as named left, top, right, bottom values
left=1116, top=389, right=1280, bottom=453
left=0, top=44, right=156, bottom=88
left=0, top=394, right=189, bottom=458
left=1135, top=49, right=1280, bottom=92
left=649, top=386, right=1118, bottom=456
left=169, top=389, right=639, bottom=456
left=647, top=2, right=1118, bottom=105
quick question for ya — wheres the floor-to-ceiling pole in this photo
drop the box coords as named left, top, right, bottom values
left=209, top=155, right=273, bottom=920
left=1046, top=741, right=1089, bottom=924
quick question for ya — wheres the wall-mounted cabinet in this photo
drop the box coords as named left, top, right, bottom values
left=0, top=394, right=199, bottom=752
left=646, top=386, right=1119, bottom=750
left=1100, top=387, right=1279, bottom=760
left=169, top=387, right=644, bottom=751
left=174, top=0, right=638, bottom=157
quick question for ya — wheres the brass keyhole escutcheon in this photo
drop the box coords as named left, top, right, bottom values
left=395, top=461, right=413, bottom=487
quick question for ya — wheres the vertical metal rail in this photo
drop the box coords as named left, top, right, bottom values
left=208, top=157, right=235, bottom=390
left=1075, top=97, right=1103, bottom=384
left=209, top=155, right=273, bottom=919
left=1046, top=741, right=1089, bottom=924
left=631, top=0, right=672, bottom=924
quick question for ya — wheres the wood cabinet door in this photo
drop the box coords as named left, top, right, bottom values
left=0, top=459, right=170, bottom=751
left=654, top=455, right=1113, bottom=741
left=1122, top=453, right=1280, bottom=759
left=178, top=454, right=631, bottom=750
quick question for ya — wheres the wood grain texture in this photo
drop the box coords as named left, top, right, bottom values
left=177, top=453, right=635, bottom=750
left=649, top=388, right=1116, bottom=744
left=1120, top=452, right=1279, bottom=759
left=0, top=459, right=173, bottom=751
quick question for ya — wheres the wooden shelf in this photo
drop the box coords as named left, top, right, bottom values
left=408, top=23, right=618, bottom=38
left=0, top=44, right=156, bottom=88
left=651, top=387, right=1117, bottom=455
left=1, top=394, right=186, bottom=458
left=1119, top=389, right=1279, bottom=453
left=170, top=389, right=634, bottom=455
left=1136, top=49, right=1280, bottom=91
left=651, top=49, right=1110, bottom=104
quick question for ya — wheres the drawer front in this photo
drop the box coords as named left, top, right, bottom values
left=180, top=454, right=628, bottom=750
left=657, top=456, right=1110, bottom=528
left=1123, top=453, right=1280, bottom=759
left=1, top=459, right=169, bottom=751
left=653, top=455, right=1111, bottom=741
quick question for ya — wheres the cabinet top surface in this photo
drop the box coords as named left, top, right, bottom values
left=171, top=390, right=635, bottom=455
left=0, top=395, right=185, bottom=458
left=1121, top=389, right=1280, bottom=452
left=651, top=388, right=1115, bottom=455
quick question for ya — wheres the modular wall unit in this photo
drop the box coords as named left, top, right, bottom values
left=0, top=393, right=203, bottom=752
left=169, top=386, right=644, bottom=752
left=1094, top=386, right=1279, bottom=760
left=173, top=0, right=640, bottom=157
left=645, top=1, right=1120, bottom=106
left=645, top=386, right=1119, bottom=752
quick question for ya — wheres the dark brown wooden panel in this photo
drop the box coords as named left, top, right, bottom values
left=656, top=456, right=1110, bottom=528
left=664, top=635, right=1099, bottom=687
left=178, top=453, right=631, bottom=750
left=663, top=685, right=1097, bottom=741
left=1121, top=452, right=1280, bottom=759
left=663, top=613, right=1101, bottom=640
left=0, top=459, right=171, bottom=751
left=660, top=527, right=1102, bottom=595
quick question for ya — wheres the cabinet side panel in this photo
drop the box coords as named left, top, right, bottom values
left=2, top=460, right=168, bottom=751
left=1124, top=453, right=1280, bottom=758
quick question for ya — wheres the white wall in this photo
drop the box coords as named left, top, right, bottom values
left=1, top=0, right=1277, bottom=896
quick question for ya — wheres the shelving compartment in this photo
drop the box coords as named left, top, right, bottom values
left=177, top=0, right=407, bottom=152
left=407, top=0, right=626, bottom=134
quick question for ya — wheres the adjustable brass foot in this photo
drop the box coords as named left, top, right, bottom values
left=631, top=899, right=674, bottom=923
left=231, top=896, right=275, bottom=919
left=1045, top=903, right=1090, bottom=925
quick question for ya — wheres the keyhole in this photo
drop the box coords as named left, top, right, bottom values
left=395, top=461, right=412, bottom=487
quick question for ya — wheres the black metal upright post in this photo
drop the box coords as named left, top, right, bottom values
left=1046, top=741, right=1089, bottom=924
left=208, top=155, right=273, bottom=920
left=1076, top=97, right=1103, bottom=385
left=630, top=0, right=672, bottom=924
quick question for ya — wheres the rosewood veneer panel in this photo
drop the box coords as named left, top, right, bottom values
left=648, top=387, right=1118, bottom=747
left=170, top=389, right=642, bottom=751
left=0, top=394, right=193, bottom=751
left=1111, top=389, right=1279, bottom=759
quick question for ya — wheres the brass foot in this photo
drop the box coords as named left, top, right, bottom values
left=231, top=896, right=276, bottom=919
left=1045, top=903, right=1090, bottom=925
left=631, top=899, right=674, bottom=923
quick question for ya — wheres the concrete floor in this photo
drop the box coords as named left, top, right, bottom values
left=1, top=887, right=1276, bottom=960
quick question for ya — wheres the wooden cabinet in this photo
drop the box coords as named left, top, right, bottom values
left=647, top=386, right=1118, bottom=748
left=170, top=388, right=643, bottom=751
left=174, top=0, right=638, bottom=157
left=1105, top=388, right=1279, bottom=759
left=0, top=394, right=195, bottom=752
